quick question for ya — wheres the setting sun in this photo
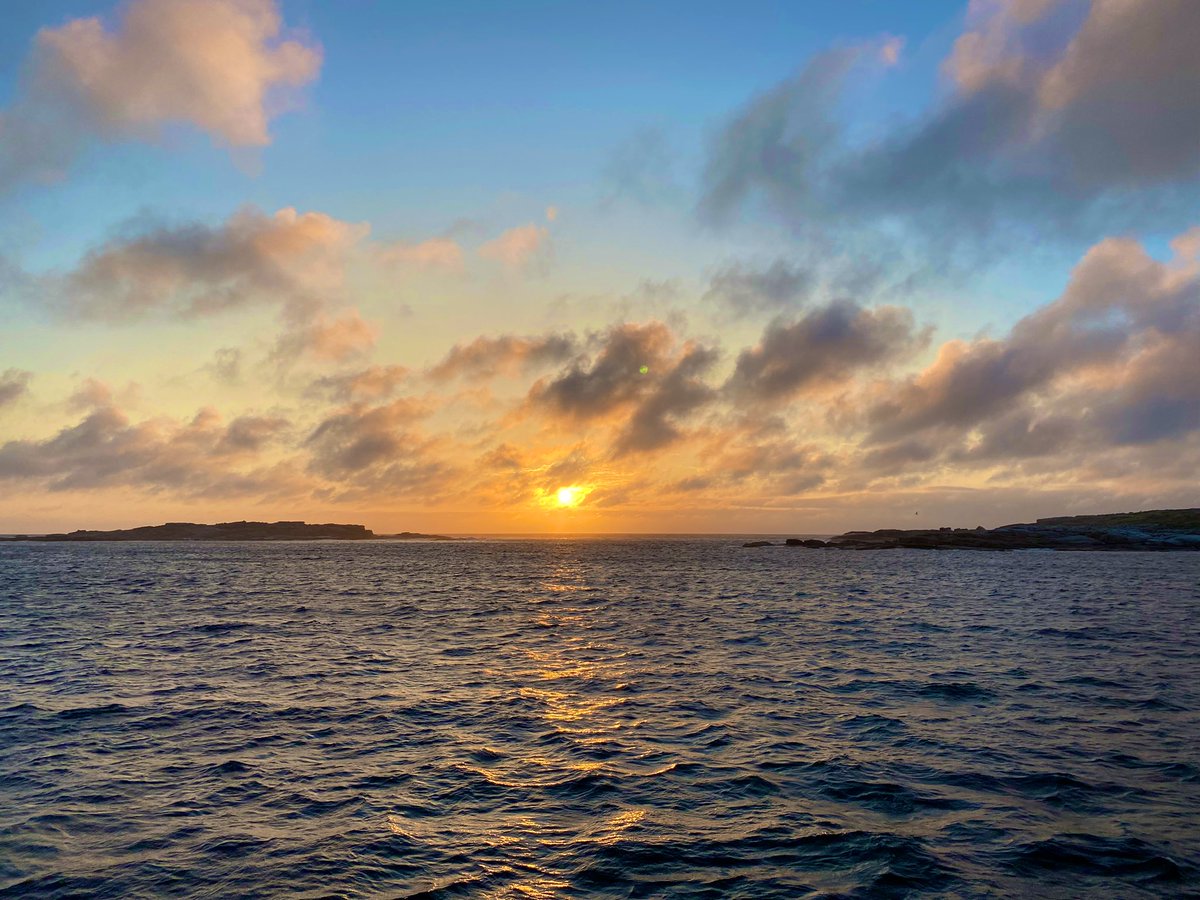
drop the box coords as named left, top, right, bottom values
left=555, top=486, right=584, bottom=507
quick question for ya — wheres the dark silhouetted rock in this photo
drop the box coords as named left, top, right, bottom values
left=743, top=540, right=774, bottom=547
left=2, top=521, right=462, bottom=542
left=377, top=531, right=459, bottom=541
left=4, top=521, right=377, bottom=542
left=823, top=508, right=1200, bottom=551
left=785, top=539, right=828, bottom=548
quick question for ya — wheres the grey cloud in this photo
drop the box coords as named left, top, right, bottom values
left=861, top=439, right=939, bottom=473
left=0, top=369, right=32, bottom=408
left=304, top=398, right=451, bottom=495
left=0, top=404, right=296, bottom=497
left=613, top=345, right=719, bottom=455
left=727, top=300, right=927, bottom=402
left=867, top=234, right=1200, bottom=446
left=216, top=415, right=289, bottom=455
left=1034, top=0, right=1200, bottom=187
left=531, top=323, right=674, bottom=419
left=703, top=259, right=812, bottom=314
left=530, top=322, right=721, bottom=455
left=703, top=3, right=1200, bottom=255
left=46, top=207, right=360, bottom=322
left=854, top=229, right=1200, bottom=484
left=1080, top=336, right=1200, bottom=446
left=699, top=45, right=865, bottom=227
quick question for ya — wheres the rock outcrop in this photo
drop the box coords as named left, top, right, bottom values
left=752, top=508, right=1200, bottom=551
left=7, top=521, right=378, bottom=541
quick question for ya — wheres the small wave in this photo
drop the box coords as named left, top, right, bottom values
left=193, top=622, right=253, bottom=633
left=54, top=702, right=130, bottom=720
left=1002, top=833, right=1188, bottom=883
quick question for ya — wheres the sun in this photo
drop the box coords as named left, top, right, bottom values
left=555, top=486, right=584, bottom=507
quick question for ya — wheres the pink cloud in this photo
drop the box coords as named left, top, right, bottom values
left=478, top=223, right=550, bottom=271
left=1, top=0, right=321, bottom=188
left=377, top=237, right=465, bottom=272
left=37, top=0, right=321, bottom=147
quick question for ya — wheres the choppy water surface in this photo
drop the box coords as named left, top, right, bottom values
left=2, top=541, right=1198, bottom=898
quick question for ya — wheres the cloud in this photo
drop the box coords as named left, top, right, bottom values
left=702, top=4, right=1200, bottom=254
left=530, top=322, right=673, bottom=419
left=216, top=414, right=289, bottom=454
left=695, top=415, right=832, bottom=494
left=726, top=300, right=928, bottom=402
left=307, top=365, right=410, bottom=402
left=478, top=223, right=551, bottom=272
left=304, top=397, right=451, bottom=495
left=0, top=402, right=296, bottom=496
left=0, top=370, right=32, bottom=409
left=377, top=237, right=465, bottom=272
left=528, top=322, right=720, bottom=455
left=67, top=377, right=116, bottom=411
left=703, top=259, right=812, bottom=314
left=427, top=333, right=578, bottom=381
left=863, top=227, right=1200, bottom=470
left=207, top=347, right=243, bottom=384
left=613, top=343, right=718, bottom=455
left=272, top=309, right=379, bottom=363
left=48, top=206, right=366, bottom=322
left=950, top=0, right=1200, bottom=187
left=26, top=204, right=384, bottom=368
left=699, top=42, right=878, bottom=226
left=0, top=0, right=321, bottom=188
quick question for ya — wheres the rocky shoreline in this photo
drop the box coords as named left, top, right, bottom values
left=745, top=508, right=1200, bottom=551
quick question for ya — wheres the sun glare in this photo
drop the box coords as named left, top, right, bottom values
left=555, top=486, right=584, bottom=507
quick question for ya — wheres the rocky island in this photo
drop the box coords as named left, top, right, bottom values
left=2, top=521, right=457, bottom=542
left=745, top=508, right=1200, bottom=551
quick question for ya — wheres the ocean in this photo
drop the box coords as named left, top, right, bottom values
left=2, top=540, right=1198, bottom=897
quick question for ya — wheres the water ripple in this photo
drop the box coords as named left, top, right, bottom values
left=1, top=540, right=1198, bottom=897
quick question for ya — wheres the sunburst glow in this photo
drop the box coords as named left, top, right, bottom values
left=555, top=486, right=584, bottom=507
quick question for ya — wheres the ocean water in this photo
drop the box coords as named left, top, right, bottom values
left=1, top=540, right=1198, bottom=899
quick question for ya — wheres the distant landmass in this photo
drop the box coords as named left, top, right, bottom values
left=1, top=521, right=458, bottom=542
left=745, top=508, right=1200, bottom=551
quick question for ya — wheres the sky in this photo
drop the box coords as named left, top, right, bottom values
left=1, top=0, right=1198, bottom=534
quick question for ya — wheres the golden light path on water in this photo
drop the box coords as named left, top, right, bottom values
left=475, top=559, right=649, bottom=898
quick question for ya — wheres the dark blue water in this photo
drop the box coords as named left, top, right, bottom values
left=2, top=541, right=1198, bottom=898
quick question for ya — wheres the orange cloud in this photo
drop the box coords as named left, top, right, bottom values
left=275, top=310, right=380, bottom=363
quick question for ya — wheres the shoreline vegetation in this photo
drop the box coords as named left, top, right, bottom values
left=0, top=521, right=458, bottom=542
left=745, top=508, right=1200, bottom=552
